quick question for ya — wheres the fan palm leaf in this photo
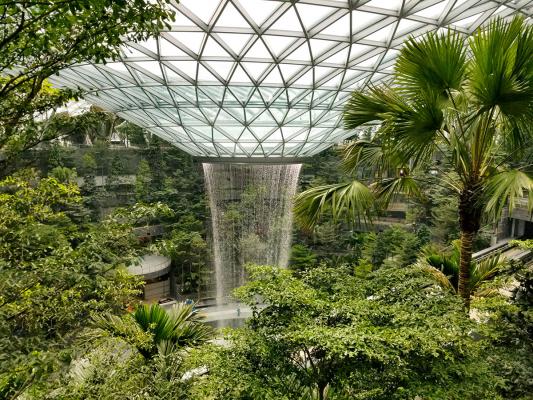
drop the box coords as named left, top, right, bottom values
left=92, top=302, right=212, bottom=359
left=294, top=16, right=533, bottom=307
left=294, top=181, right=375, bottom=231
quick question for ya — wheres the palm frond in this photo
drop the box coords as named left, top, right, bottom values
left=415, top=261, right=456, bottom=293
left=91, top=312, right=143, bottom=342
left=394, top=30, right=467, bottom=95
left=371, top=175, right=421, bottom=210
left=294, top=180, right=375, bottom=231
left=470, top=254, right=506, bottom=292
left=469, top=16, right=533, bottom=148
left=340, top=140, right=387, bottom=174
left=133, top=303, right=175, bottom=345
left=167, top=303, right=213, bottom=347
left=483, top=169, right=533, bottom=221
left=384, top=92, right=444, bottom=167
left=343, top=85, right=408, bottom=129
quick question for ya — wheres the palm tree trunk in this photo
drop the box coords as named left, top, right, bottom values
left=458, top=230, right=474, bottom=309
left=458, top=184, right=482, bottom=310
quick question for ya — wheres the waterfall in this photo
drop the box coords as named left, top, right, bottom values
left=203, top=163, right=302, bottom=304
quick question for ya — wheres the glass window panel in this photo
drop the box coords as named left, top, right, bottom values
left=414, top=1, right=447, bottom=19
left=351, top=10, right=383, bottom=32
left=201, top=37, right=230, bottom=57
left=309, top=39, right=333, bottom=58
left=295, top=3, right=335, bottom=30
left=262, top=67, right=283, bottom=84
left=238, top=0, right=278, bottom=27
left=216, top=2, right=250, bottom=28
left=320, top=13, right=351, bottom=36
left=365, top=24, right=394, bottom=42
left=262, top=35, right=296, bottom=57
left=217, top=33, right=253, bottom=55
left=268, top=7, right=302, bottom=32
left=366, top=0, right=403, bottom=11
left=245, top=39, right=272, bottom=59
left=168, top=60, right=197, bottom=79
left=180, top=0, right=219, bottom=23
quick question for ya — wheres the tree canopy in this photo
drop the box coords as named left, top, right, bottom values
left=0, top=0, right=175, bottom=166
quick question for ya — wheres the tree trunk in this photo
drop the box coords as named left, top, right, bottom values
left=317, top=383, right=326, bottom=400
left=458, top=184, right=482, bottom=310
left=458, top=230, right=474, bottom=309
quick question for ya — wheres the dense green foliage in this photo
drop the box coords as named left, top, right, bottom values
left=0, top=172, right=143, bottom=398
left=0, top=1, right=174, bottom=167
left=93, top=302, right=212, bottom=360
left=295, top=17, right=533, bottom=306
left=188, top=264, right=501, bottom=399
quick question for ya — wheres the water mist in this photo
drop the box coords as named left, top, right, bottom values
left=203, top=163, right=301, bottom=304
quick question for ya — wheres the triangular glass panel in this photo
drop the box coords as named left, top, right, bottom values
left=238, top=0, right=279, bottom=27
left=286, top=42, right=311, bottom=62
left=292, top=70, right=314, bottom=86
left=249, top=125, right=274, bottom=140
left=269, top=7, right=302, bottom=33
left=197, top=64, right=219, bottom=82
left=396, top=18, right=425, bottom=36
left=217, top=33, right=253, bottom=55
left=262, top=35, right=296, bottom=58
left=357, top=53, right=382, bottom=68
left=134, top=61, right=164, bottom=79
left=349, top=43, right=374, bottom=61
left=159, top=37, right=188, bottom=57
left=279, top=63, right=303, bottom=81
left=247, top=88, right=266, bottom=106
left=230, top=64, right=252, bottom=84
left=239, top=129, right=257, bottom=142
left=322, top=46, right=350, bottom=66
left=263, top=128, right=283, bottom=142
left=216, top=2, right=250, bottom=29
left=365, top=23, right=394, bottom=42
left=414, top=1, right=447, bottom=19
left=205, top=61, right=234, bottom=81
left=269, top=108, right=287, bottom=124
left=180, top=0, right=219, bottom=23
left=245, top=39, right=272, bottom=59
left=309, top=39, right=333, bottom=59
left=320, top=13, right=351, bottom=37
left=163, top=65, right=187, bottom=83
left=452, top=13, right=482, bottom=29
left=168, top=60, right=197, bottom=80
left=351, top=10, right=383, bottom=33
left=261, top=67, right=284, bottom=85
left=167, top=32, right=205, bottom=54
left=201, top=36, right=230, bottom=58
left=314, top=66, right=336, bottom=82
left=295, top=3, right=334, bottom=30
left=365, top=0, right=403, bottom=12
left=223, top=90, right=242, bottom=107
left=242, top=62, right=270, bottom=81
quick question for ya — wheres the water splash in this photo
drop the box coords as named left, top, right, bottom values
left=203, top=163, right=301, bottom=304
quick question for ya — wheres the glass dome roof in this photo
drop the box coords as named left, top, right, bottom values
left=51, top=0, right=531, bottom=158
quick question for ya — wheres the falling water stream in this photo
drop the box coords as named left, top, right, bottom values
left=203, top=163, right=302, bottom=305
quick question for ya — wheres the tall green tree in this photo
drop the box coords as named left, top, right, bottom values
left=295, top=17, right=533, bottom=307
left=0, top=0, right=175, bottom=166
left=0, top=172, right=142, bottom=398
left=188, top=265, right=500, bottom=399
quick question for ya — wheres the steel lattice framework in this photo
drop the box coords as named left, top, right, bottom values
left=51, top=0, right=532, bottom=158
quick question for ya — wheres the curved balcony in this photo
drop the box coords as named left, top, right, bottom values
left=128, top=254, right=171, bottom=280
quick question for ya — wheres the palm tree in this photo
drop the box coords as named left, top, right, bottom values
left=295, top=17, right=533, bottom=308
left=93, top=302, right=212, bottom=359
left=418, top=242, right=505, bottom=296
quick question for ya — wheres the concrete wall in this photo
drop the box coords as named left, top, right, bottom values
left=144, top=279, right=170, bottom=301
